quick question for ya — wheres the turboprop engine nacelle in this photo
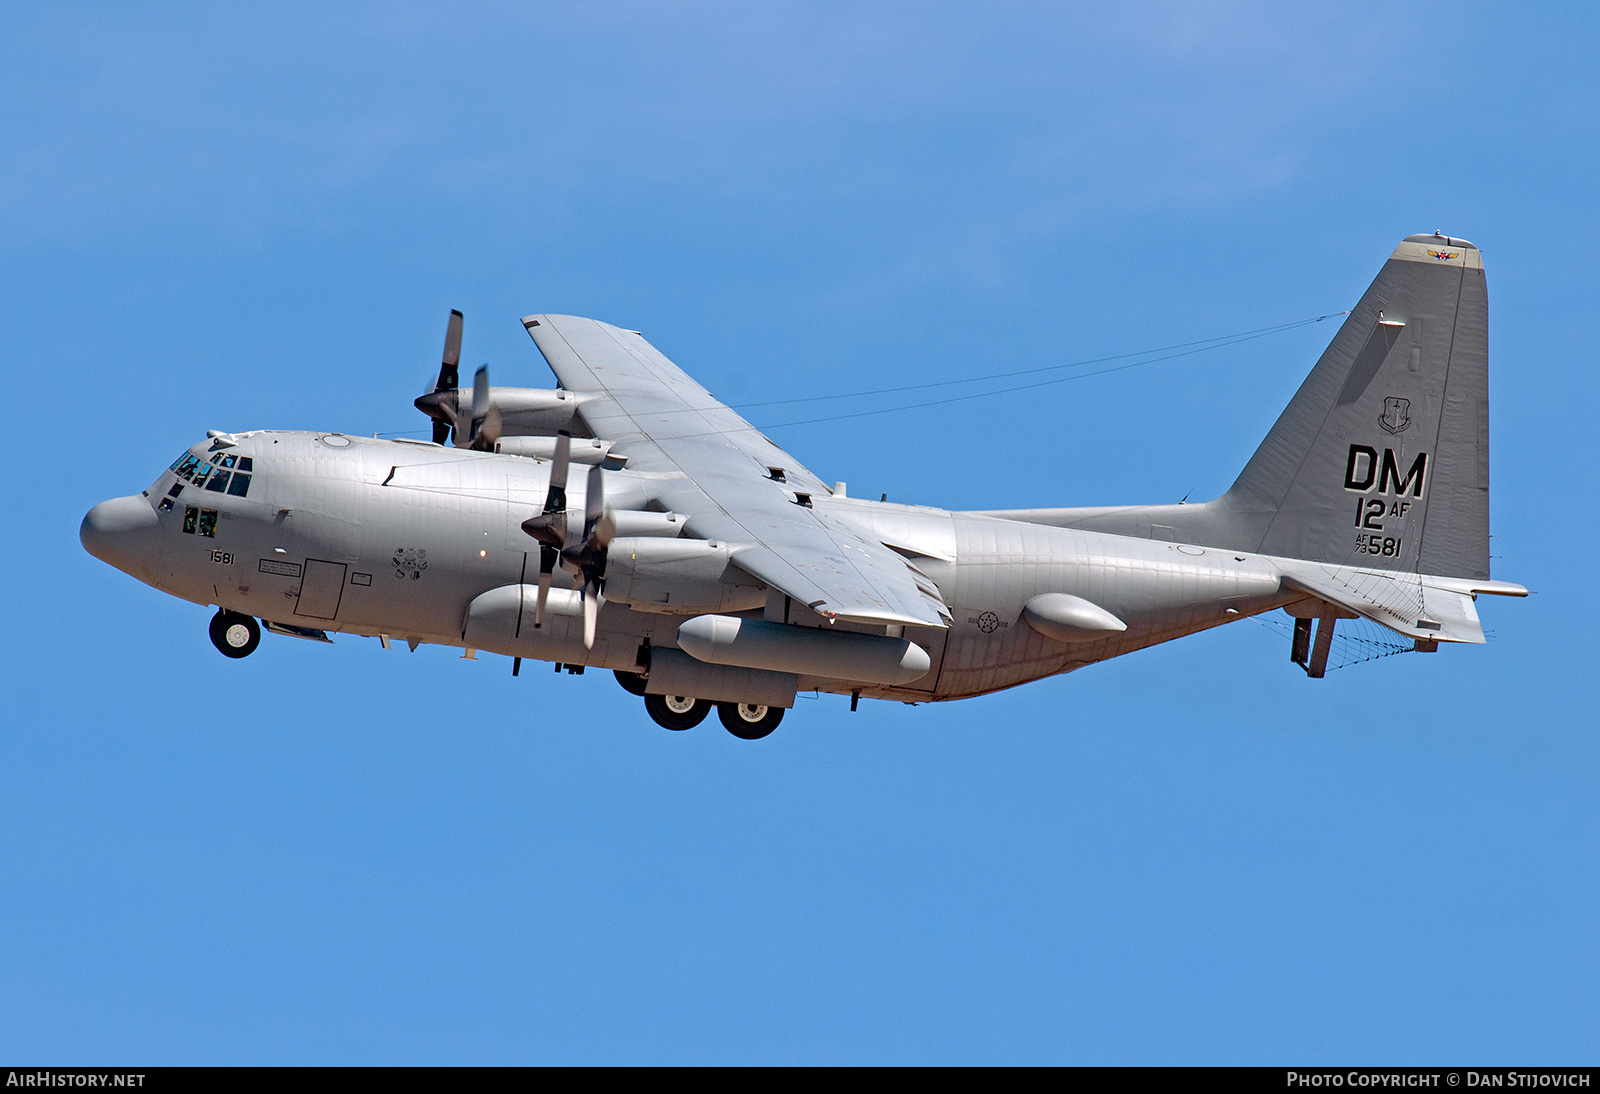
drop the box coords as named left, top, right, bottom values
left=415, top=385, right=589, bottom=440
left=602, top=538, right=768, bottom=615
left=471, top=386, right=586, bottom=436
left=497, top=435, right=615, bottom=464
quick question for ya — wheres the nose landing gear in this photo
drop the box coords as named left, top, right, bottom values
left=208, top=610, right=261, bottom=658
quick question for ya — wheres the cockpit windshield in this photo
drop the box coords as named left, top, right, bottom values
left=158, top=449, right=255, bottom=511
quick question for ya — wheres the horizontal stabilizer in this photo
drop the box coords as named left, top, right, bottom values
left=1273, top=557, right=1526, bottom=645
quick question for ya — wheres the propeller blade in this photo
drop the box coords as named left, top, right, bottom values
left=582, top=580, right=602, bottom=649
left=466, top=365, right=502, bottom=450
left=548, top=432, right=571, bottom=498
left=454, top=365, right=480, bottom=449
left=438, top=309, right=463, bottom=393
left=471, top=364, right=489, bottom=419
left=416, top=309, right=464, bottom=445
left=519, top=432, right=573, bottom=551
left=479, top=403, right=502, bottom=449
left=534, top=547, right=555, bottom=627
left=582, top=462, right=615, bottom=552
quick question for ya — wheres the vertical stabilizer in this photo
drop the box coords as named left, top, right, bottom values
left=970, top=234, right=1495, bottom=582
left=1223, top=233, right=1489, bottom=578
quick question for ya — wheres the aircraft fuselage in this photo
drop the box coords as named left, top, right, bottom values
left=90, top=429, right=1298, bottom=702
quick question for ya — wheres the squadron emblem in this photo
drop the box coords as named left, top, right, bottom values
left=1379, top=397, right=1412, bottom=435
left=1426, top=249, right=1459, bottom=262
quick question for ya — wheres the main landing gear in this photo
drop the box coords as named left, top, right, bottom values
left=716, top=702, right=784, bottom=740
left=643, top=693, right=711, bottom=731
left=625, top=672, right=785, bottom=740
left=209, top=610, right=261, bottom=658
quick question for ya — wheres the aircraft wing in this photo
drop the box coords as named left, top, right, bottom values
left=521, top=314, right=951, bottom=628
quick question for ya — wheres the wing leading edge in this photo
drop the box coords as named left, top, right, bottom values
left=521, top=314, right=950, bottom=628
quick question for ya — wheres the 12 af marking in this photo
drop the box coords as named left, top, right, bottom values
left=1344, top=442, right=1425, bottom=555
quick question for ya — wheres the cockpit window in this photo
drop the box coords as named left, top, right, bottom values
left=169, top=449, right=251, bottom=496
left=182, top=506, right=218, bottom=536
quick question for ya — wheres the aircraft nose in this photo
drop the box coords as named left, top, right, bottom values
left=81, top=495, right=162, bottom=579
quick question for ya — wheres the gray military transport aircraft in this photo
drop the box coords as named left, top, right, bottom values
left=82, top=233, right=1524, bottom=739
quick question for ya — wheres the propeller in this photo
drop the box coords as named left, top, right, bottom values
left=520, top=432, right=572, bottom=629
left=518, top=434, right=615, bottom=648
left=414, top=309, right=464, bottom=444
left=562, top=462, right=616, bottom=649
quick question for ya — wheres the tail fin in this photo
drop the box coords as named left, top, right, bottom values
left=978, top=234, right=1495, bottom=581
left=1220, top=232, right=1489, bottom=579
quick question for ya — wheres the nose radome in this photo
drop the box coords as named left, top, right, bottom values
left=81, top=495, right=162, bottom=578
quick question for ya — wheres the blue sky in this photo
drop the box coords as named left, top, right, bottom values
left=3, top=2, right=1596, bottom=1064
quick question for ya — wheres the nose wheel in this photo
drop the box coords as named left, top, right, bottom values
left=643, top=693, right=711, bottom=731
left=209, top=610, right=261, bottom=658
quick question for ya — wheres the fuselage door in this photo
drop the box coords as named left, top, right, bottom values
left=295, top=559, right=348, bottom=619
